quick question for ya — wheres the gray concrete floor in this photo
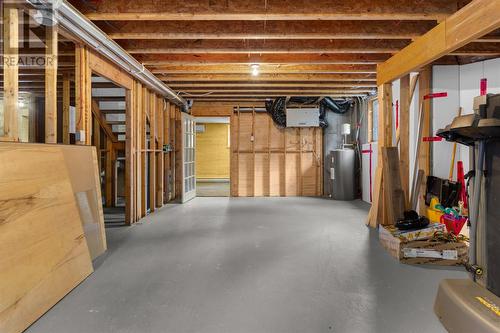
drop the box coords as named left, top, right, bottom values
left=28, top=197, right=466, bottom=333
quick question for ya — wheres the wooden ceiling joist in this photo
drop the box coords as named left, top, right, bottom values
left=72, top=0, right=466, bottom=21
left=158, top=73, right=375, bottom=82
left=184, top=94, right=368, bottom=99
left=181, top=88, right=374, bottom=96
left=169, top=83, right=377, bottom=88
left=102, top=20, right=436, bottom=40
left=120, top=39, right=410, bottom=54
left=137, top=53, right=390, bottom=65
left=148, top=64, right=377, bottom=74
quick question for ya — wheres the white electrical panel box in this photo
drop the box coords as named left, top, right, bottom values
left=285, top=108, right=320, bottom=127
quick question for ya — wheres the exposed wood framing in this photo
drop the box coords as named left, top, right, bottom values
left=91, top=100, right=118, bottom=142
left=366, top=98, right=375, bottom=143
left=62, top=74, right=71, bottom=144
left=73, top=47, right=172, bottom=225
left=45, top=24, right=58, bottom=143
left=140, top=86, right=147, bottom=217
left=149, top=91, right=156, bottom=213
left=77, top=0, right=462, bottom=22
left=370, top=0, right=500, bottom=228
left=377, top=0, right=500, bottom=85
left=2, top=6, right=19, bottom=141
left=398, top=75, right=410, bottom=208
left=366, top=83, right=392, bottom=227
left=75, top=45, right=92, bottom=145
left=231, top=109, right=322, bottom=197
left=417, top=67, right=432, bottom=215
left=156, top=98, right=164, bottom=207
left=105, top=21, right=436, bottom=40
left=93, top=116, right=101, bottom=170
left=105, top=137, right=114, bottom=207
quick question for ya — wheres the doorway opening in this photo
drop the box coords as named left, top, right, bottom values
left=91, top=74, right=127, bottom=226
left=195, top=117, right=230, bottom=197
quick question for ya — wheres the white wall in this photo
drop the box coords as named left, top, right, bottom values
left=432, top=58, right=500, bottom=179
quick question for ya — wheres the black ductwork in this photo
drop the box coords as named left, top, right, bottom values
left=320, top=97, right=352, bottom=115
left=265, top=96, right=353, bottom=128
left=265, top=97, right=287, bottom=128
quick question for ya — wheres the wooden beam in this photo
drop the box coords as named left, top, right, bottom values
left=418, top=67, right=431, bottom=215
left=399, top=74, right=410, bottom=208
left=149, top=92, right=156, bottom=213
left=62, top=73, right=71, bottom=144
left=104, top=20, right=435, bottom=40
left=159, top=73, right=376, bottom=82
left=105, top=137, right=114, bottom=207
left=77, top=0, right=459, bottom=21
left=93, top=116, right=102, bottom=171
left=181, top=92, right=369, bottom=97
left=120, top=39, right=409, bottom=54
left=140, top=87, right=147, bottom=217
left=377, top=0, right=500, bottom=84
left=76, top=45, right=91, bottom=145
left=179, top=88, right=371, bottom=94
left=186, top=93, right=367, bottom=98
left=148, top=64, right=377, bottom=74
left=366, top=83, right=392, bottom=227
left=91, top=99, right=119, bottom=143
left=45, top=24, right=58, bottom=143
left=125, top=85, right=135, bottom=225
left=170, top=83, right=377, bottom=88
left=2, top=6, right=18, bottom=141
left=138, top=53, right=390, bottom=65
left=156, top=97, right=164, bottom=207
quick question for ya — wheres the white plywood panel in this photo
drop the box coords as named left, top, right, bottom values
left=361, top=142, right=377, bottom=204
left=432, top=65, right=461, bottom=180
left=484, top=58, right=500, bottom=95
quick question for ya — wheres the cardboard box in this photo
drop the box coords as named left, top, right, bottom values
left=384, top=223, right=446, bottom=242
left=379, top=225, right=468, bottom=266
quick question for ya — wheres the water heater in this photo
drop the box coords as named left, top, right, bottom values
left=329, top=149, right=356, bottom=200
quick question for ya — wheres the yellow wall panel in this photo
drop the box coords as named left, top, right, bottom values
left=195, top=123, right=230, bottom=179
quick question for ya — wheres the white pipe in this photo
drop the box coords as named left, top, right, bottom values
left=27, top=0, right=187, bottom=109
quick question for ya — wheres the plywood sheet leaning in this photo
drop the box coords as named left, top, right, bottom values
left=382, top=147, right=406, bottom=225
left=59, top=145, right=107, bottom=260
left=0, top=144, right=93, bottom=333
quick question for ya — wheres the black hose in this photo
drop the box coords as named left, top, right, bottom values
left=320, top=97, right=353, bottom=114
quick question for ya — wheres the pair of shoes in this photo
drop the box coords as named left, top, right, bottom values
left=396, top=210, right=430, bottom=230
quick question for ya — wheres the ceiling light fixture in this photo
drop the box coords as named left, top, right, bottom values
left=251, top=64, right=260, bottom=76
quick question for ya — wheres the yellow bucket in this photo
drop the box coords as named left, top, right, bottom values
left=427, top=208, right=444, bottom=224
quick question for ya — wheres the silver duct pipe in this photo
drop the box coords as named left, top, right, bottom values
left=27, top=0, right=188, bottom=109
